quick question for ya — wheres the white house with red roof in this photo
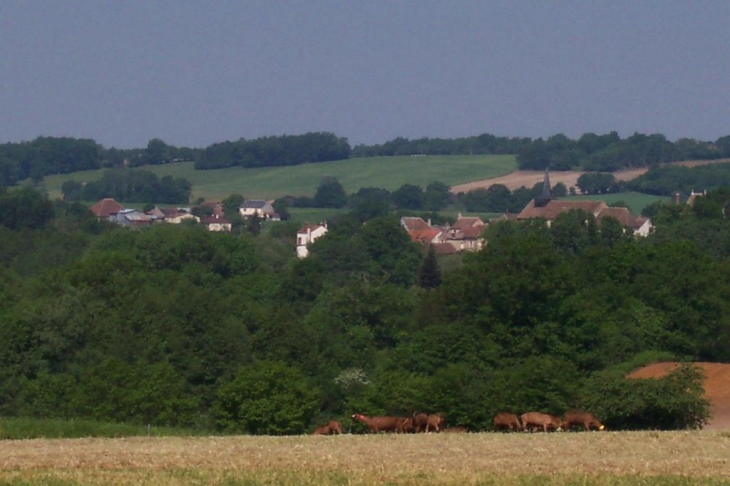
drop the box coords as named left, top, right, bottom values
left=297, top=222, right=328, bottom=258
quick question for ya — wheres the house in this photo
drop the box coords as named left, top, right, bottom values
left=517, top=199, right=609, bottom=223
left=515, top=168, right=653, bottom=236
left=202, top=215, right=232, bottom=232
left=296, top=222, right=328, bottom=258
left=110, top=208, right=153, bottom=227
left=240, top=200, right=277, bottom=219
left=408, top=227, right=444, bottom=245
left=400, top=215, right=485, bottom=253
left=200, top=201, right=225, bottom=218
left=443, top=215, right=486, bottom=252
left=595, top=207, right=653, bottom=237
left=154, top=208, right=200, bottom=224
left=90, top=198, right=124, bottom=218
left=400, top=216, right=432, bottom=232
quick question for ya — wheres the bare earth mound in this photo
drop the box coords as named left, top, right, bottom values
left=628, top=362, right=730, bottom=430
left=452, top=159, right=730, bottom=194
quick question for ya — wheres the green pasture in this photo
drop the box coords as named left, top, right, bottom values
left=559, top=192, right=669, bottom=215
left=40, top=155, right=517, bottom=201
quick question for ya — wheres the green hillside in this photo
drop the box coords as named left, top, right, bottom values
left=40, top=154, right=517, bottom=201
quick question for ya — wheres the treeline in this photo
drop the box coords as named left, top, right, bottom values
left=351, top=134, right=531, bottom=157
left=61, top=169, right=192, bottom=204
left=194, top=133, right=351, bottom=170
left=1, top=186, right=727, bottom=433
left=4, top=131, right=730, bottom=188
left=517, top=133, right=730, bottom=172
left=0, top=137, right=196, bottom=187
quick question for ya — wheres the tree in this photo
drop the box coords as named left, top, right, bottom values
left=222, top=194, right=245, bottom=219
left=392, top=184, right=423, bottom=210
left=423, top=182, right=451, bottom=211
left=418, top=246, right=442, bottom=289
left=212, top=361, right=320, bottom=435
left=313, top=177, right=347, bottom=208
left=141, top=138, right=170, bottom=166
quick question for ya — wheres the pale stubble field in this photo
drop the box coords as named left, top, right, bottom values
left=2, top=432, right=730, bottom=485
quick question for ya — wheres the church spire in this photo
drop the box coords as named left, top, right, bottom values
left=535, top=167, right=553, bottom=207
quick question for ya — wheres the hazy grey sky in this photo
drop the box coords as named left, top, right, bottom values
left=1, top=1, right=728, bottom=149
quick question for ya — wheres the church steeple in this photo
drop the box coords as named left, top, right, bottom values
left=534, top=167, right=553, bottom=207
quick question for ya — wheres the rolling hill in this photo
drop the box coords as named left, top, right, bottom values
left=40, top=154, right=517, bottom=201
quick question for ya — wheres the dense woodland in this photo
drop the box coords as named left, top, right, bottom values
left=3, top=132, right=730, bottom=187
left=1, top=182, right=727, bottom=434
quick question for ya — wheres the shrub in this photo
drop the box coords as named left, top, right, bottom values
left=581, top=364, right=710, bottom=430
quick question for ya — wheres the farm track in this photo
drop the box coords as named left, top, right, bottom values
left=2, top=432, right=730, bottom=485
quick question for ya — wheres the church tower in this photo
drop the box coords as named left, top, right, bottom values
left=534, top=167, right=553, bottom=207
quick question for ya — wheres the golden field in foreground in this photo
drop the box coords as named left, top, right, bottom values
left=2, top=432, right=730, bottom=485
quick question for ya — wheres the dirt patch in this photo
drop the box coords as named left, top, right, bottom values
left=452, top=159, right=730, bottom=194
left=628, top=362, right=730, bottom=430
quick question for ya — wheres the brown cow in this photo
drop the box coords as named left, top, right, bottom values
left=520, top=412, right=563, bottom=432
left=493, top=412, right=523, bottom=432
left=563, top=410, right=605, bottom=431
left=312, top=420, right=343, bottom=435
left=351, top=413, right=399, bottom=433
left=396, top=416, right=414, bottom=433
left=426, top=413, right=445, bottom=433
left=412, top=413, right=428, bottom=433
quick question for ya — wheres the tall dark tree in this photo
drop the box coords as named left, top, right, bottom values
left=418, top=246, right=442, bottom=289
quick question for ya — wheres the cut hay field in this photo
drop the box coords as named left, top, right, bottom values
left=2, top=432, right=730, bottom=485
left=40, top=155, right=517, bottom=202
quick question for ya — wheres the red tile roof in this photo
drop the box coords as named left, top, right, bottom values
left=400, top=217, right=430, bottom=231
left=517, top=200, right=608, bottom=220
left=408, top=228, right=442, bottom=244
left=451, top=216, right=485, bottom=229
left=202, top=215, right=231, bottom=225
left=90, top=198, right=124, bottom=217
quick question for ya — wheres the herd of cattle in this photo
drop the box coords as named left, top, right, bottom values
left=312, top=410, right=605, bottom=435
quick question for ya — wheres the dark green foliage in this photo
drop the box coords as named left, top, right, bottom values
left=0, top=186, right=54, bottom=230
left=196, top=132, right=351, bottom=170
left=2, top=188, right=730, bottom=433
left=627, top=163, right=730, bottom=197
left=576, top=172, right=619, bottom=194
left=581, top=364, right=710, bottom=430
left=418, top=246, right=441, bottom=289
left=212, top=361, right=320, bottom=435
left=517, top=132, right=725, bottom=172
left=423, top=181, right=451, bottom=211
left=347, top=187, right=392, bottom=221
left=66, top=168, right=192, bottom=204
left=351, top=134, right=530, bottom=157
left=313, top=177, right=347, bottom=208
left=392, top=183, right=423, bottom=210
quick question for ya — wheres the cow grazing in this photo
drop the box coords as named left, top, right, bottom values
left=563, top=410, right=605, bottom=431
left=312, top=420, right=343, bottom=435
left=412, top=413, right=428, bottom=433
left=426, top=413, right=445, bottom=433
left=520, top=412, right=563, bottom=432
left=351, top=413, right=400, bottom=433
left=493, top=412, right=523, bottom=432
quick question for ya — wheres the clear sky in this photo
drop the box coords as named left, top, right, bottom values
left=1, top=1, right=728, bottom=149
